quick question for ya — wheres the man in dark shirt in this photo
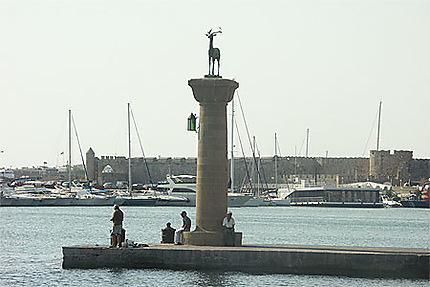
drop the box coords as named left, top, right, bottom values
left=161, top=222, right=176, bottom=243
left=110, top=205, right=124, bottom=247
left=174, top=211, right=191, bottom=245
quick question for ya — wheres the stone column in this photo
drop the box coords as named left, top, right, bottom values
left=184, top=78, right=239, bottom=246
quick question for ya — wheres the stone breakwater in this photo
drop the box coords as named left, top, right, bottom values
left=62, top=244, right=430, bottom=279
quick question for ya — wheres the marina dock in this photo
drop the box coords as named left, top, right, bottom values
left=62, top=244, right=430, bottom=279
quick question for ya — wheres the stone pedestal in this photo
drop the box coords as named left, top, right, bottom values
left=187, top=78, right=239, bottom=246
left=183, top=231, right=242, bottom=246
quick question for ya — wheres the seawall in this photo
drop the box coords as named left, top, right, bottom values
left=85, top=150, right=430, bottom=187
left=62, top=244, right=429, bottom=279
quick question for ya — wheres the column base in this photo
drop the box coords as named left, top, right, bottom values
left=183, top=231, right=242, bottom=246
left=204, top=75, right=222, bottom=78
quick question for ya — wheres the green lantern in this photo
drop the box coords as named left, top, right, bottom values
left=187, top=113, right=197, bottom=131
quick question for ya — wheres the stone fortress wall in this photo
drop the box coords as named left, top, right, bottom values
left=86, top=148, right=430, bottom=187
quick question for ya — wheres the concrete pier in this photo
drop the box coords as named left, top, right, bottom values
left=186, top=78, right=239, bottom=246
left=62, top=244, right=430, bottom=279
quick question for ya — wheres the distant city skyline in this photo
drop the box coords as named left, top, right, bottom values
left=1, top=0, right=428, bottom=168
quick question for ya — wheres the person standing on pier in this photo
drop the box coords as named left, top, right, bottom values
left=223, top=211, right=235, bottom=246
left=110, top=205, right=124, bottom=248
left=175, top=211, right=191, bottom=245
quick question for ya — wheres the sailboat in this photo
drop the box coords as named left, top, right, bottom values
left=226, top=96, right=253, bottom=206
left=114, top=103, right=158, bottom=206
left=267, top=133, right=292, bottom=206
left=229, top=94, right=265, bottom=207
left=1, top=110, right=118, bottom=207
left=65, top=110, right=117, bottom=206
left=114, top=103, right=191, bottom=206
left=240, top=136, right=271, bottom=207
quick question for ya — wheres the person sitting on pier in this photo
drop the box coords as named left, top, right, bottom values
left=222, top=211, right=235, bottom=246
left=174, top=211, right=191, bottom=245
left=110, top=205, right=124, bottom=248
left=161, top=222, right=176, bottom=243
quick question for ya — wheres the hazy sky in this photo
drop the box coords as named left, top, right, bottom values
left=1, top=0, right=429, bottom=168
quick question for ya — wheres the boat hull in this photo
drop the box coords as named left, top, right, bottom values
left=400, top=200, right=430, bottom=208
left=290, top=201, right=384, bottom=208
left=0, top=196, right=40, bottom=206
left=119, top=197, right=158, bottom=206
left=155, top=195, right=190, bottom=206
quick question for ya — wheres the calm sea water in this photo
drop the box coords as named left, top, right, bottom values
left=0, top=206, right=429, bottom=286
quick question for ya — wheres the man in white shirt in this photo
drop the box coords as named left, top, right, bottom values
left=222, top=211, right=236, bottom=246
left=175, top=211, right=191, bottom=245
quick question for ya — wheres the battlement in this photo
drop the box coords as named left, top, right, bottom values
left=85, top=148, right=430, bottom=186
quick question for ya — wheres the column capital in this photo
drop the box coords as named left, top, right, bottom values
left=188, top=78, right=238, bottom=104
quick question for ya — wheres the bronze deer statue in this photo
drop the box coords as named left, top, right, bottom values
left=206, top=28, right=222, bottom=76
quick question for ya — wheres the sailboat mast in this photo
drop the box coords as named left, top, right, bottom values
left=68, top=109, right=72, bottom=193
left=230, top=97, right=235, bottom=193
left=305, top=128, right=310, bottom=157
left=252, top=136, right=260, bottom=196
left=376, top=101, right=382, bottom=151
left=275, top=132, right=278, bottom=191
left=128, top=103, right=132, bottom=193
left=257, top=149, right=260, bottom=196
left=294, top=145, right=297, bottom=177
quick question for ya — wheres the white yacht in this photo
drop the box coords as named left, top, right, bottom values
left=157, top=175, right=252, bottom=207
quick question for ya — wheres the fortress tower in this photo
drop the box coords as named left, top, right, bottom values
left=86, top=147, right=97, bottom=182
left=369, top=150, right=412, bottom=184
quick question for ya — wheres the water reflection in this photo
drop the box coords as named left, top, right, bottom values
left=191, top=270, right=234, bottom=287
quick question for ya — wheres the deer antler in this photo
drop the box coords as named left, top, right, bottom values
left=213, top=27, right=222, bottom=35
left=206, top=28, right=222, bottom=37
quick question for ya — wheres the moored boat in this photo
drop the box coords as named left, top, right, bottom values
left=287, top=186, right=383, bottom=208
left=400, top=200, right=430, bottom=208
left=399, top=182, right=430, bottom=208
left=156, top=174, right=253, bottom=207
left=381, top=195, right=402, bottom=208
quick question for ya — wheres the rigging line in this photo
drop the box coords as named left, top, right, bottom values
left=236, top=92, right=255, bottom=156
left=234, top=117, right=253, bottom=193
left=275, top=135, right=283, bottom=158
left=130, top=106, right=154, bottom=186
left=237, top=92, right=264, bottom=193
left=254, top=140, right=270, bottom=191
left=298, top=131, right=306, bottom=156
left=239, top=164, right=248, bottom=191
left=71, top=115, right=90, bottom=185
left=235, top=118, right=251, bottom=192
left=362, top=107, right=379, bottom=156
left=274, top=136, right=292, bottom=192
left=274, top=133, right=292, bottom=192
